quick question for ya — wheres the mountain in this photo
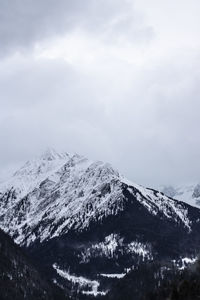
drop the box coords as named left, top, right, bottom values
left=1, top=149, right=200, bottom=298
left=0, top=227, right=67, bottom=300
left=161, top=184, right=200, bottom=208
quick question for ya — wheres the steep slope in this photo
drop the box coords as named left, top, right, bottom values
left=0, top=228, right=67, bottom=300
left=0, top=149, right=195, bottom=246
left=1, top=150, right=200, bottom=298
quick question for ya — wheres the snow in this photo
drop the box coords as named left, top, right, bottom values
left=0, top=149, right=194, bottom=245
left=182, top=257, right=197, bottom=264
left=80, top=234, right=123, bottom=262
left=0, top=149, right=68, bottom=203
left=92, top=234, right=120, bottom=256
left=0, top=151, right=124, bottom=245
left=7, top=273, right=13, bottom=280
left=100, top=273, right=126, bottom=279
left=82, top=290, right=107, bottom=296
left=80, top=235, right=152, bottom=263
left=172, top=256, right=197, bottom=270
left=161, top=184, right=200, bottom=208
left=124, top=179, right=192, bottom=231
left=126, top=241, right=152, bottom=259
left=53, top=264, right=107, bottom=296
left=179, top=257, right=197, bottom=269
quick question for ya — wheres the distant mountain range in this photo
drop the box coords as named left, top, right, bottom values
left=161, top=183, right=200, bottom=208
left=0, top=149, right=200, bottom=299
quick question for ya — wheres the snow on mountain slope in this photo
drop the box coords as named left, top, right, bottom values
left=161, top=184, right=200, bottom=208
left=53, top=264, right=107, bottom=296
left=0, top=149, right=194, bottom=246
left=79, top=234, right=153, bottom=264
left=0, top=148, right=69, bottom=198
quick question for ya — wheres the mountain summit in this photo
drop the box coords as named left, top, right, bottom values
left=1, top=150, right=200, bottom=297
left=0, top=150, right=192, bottom=245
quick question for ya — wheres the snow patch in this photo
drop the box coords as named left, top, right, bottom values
left=126, top=241, right=152, bottom=259
left=80, top=234, right=123, bottom=262
left=172, top=256, right=197, bottom=270
left=53, top=264, right=107, bottom=296
left=100, top=273, right=125, bottom=279
left=179, top=257, right=197, bottom=270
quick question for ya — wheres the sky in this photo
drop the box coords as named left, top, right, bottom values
left=0, top=0, right=200, bottom=187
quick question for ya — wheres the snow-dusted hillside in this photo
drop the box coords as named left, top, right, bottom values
left=161, top=184, right=200, bottom=208
left=0, top=149, right=194, bottom=246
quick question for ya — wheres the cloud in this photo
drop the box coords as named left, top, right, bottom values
left=1, top=48, right=200, bottom=186
left=0, top=0, right=153, bottom=56
left=0, top=0, right=200, bottom=187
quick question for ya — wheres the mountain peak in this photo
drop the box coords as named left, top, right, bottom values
left=12, top=148, right=70, bottom=178
left=39, top=148, right=69, bottom=161
left=0, top=150, right=195, bottom=246
left=0, top=151, right=200, bottom=299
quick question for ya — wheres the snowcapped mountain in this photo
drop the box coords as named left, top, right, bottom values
left=1, top=149, right=200, bottom=298
left=161, top=183, right=200, bottom=208
left=0, top=149, right=194, bottom=245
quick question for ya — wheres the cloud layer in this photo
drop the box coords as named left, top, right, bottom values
left=0, top=0, right=200, bottom=187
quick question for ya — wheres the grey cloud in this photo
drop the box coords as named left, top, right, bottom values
left=0, top=0, right=85, bottom=54
left=1, top=51, right=200, bottom=187
left=0, top=0, right=200, bottom=189
left=0, top=0, right=153, bottom=56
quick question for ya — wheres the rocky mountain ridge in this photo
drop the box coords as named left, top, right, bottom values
left=0, top=149, right=194, bottom=246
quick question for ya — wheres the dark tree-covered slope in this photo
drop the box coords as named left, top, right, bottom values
left=0, top=228, right=68, bottom=300
left=104, top=259, right=200, bottom=300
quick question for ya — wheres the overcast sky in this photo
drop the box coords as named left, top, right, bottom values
left=0, top=0, right=200, bottom=187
